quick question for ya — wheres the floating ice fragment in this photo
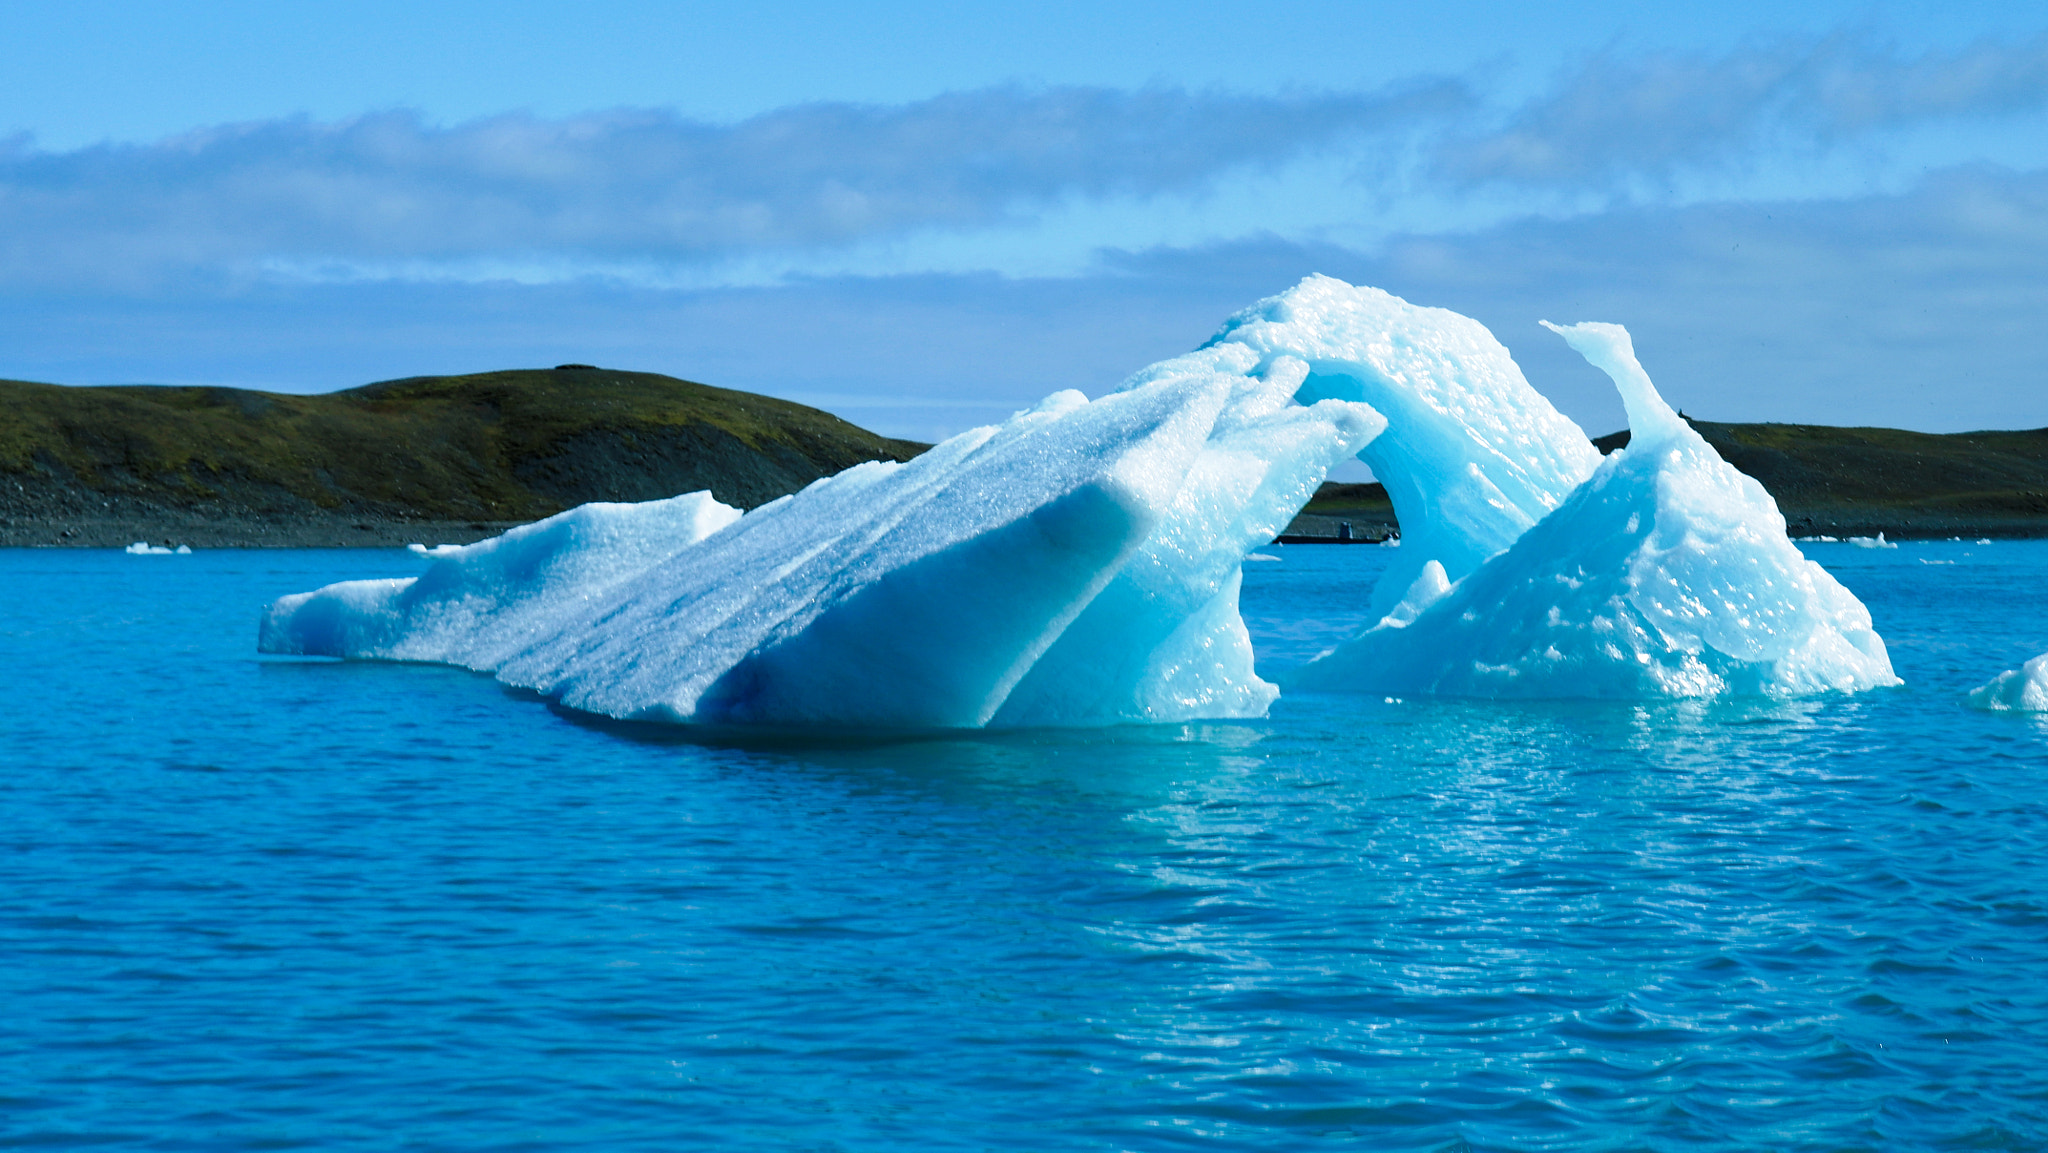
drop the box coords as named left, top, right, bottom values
left=1969, top=651, right=2048, bottom=711
left=1848, top=533, right=1897, bottom=549
left=1296, top=318, right=1898, bottom=699
left=126, top=541, right=183, bottom=555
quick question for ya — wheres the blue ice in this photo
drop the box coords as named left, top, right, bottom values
left=261, top=276, right=1900, bottom=724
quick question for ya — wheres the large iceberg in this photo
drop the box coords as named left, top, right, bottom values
left=261, top=355, right=1381, bottom=728
left=1968, top=651, right=2048, bottom=711
left=263, top=274, right=1898, bottom=723
left=1293, top=319, right=1898, bottom=698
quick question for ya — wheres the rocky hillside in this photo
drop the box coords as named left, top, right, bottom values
left=0, top=366, right=926, bottom=547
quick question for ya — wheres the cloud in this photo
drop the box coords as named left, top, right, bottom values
left=7, top=164, right=2045, bottom=439
left=0, top=81, right=1468, bottom=290
left=1435, top=32, right=2048, bottom=188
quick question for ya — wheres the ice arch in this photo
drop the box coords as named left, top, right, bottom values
left=1202, top=275, right=1602, bottom=614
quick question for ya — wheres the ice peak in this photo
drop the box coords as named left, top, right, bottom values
left=1540, top=320, right=1688, bottom=449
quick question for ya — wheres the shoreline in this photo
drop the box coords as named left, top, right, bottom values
left=0, top=512, right=527, bottom=550
left=6, top=508, right=2047, bottom=550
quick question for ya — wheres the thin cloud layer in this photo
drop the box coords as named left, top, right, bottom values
left=6, top=164, right=2044, bottom=437
left=5, top=31, right=2046, bottom=294
left=1436, top=32, right=2048, bottom=187
left=0, top=82, right=1467, bottom=289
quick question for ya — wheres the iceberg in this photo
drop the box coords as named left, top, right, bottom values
left=261, top=358, right=1381, bottom=728
left=1294, top=319, right=1899, bottom=699
left=261, top=273, right=1896, bottom=722
left=1968, top=651, right=2048, bottom=711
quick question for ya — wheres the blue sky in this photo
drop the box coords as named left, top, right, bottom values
left=4, top=0, right=2046, bottom=441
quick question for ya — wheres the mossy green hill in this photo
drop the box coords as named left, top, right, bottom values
left=4, top=369, right=2044, bottom=547
left=0, top=367, right=925, bottom=547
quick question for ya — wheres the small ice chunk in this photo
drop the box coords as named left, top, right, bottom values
left=1245, top=553, right=1282, bottom=562
left=1848, top=533, right=1898, bottom=549
left=1376, top=559, right=1451, bottom=629
left=126, top=541, right=175, bottom=555
left=1969, top=651, right=2048, bottom=711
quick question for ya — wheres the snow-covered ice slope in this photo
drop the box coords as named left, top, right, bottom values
left=261, top=365, right=1380, bottom=728
left=1968, top=651, right=2048, bottom=711
left=1205, top=275, right=1601, bottom=613
left=261, top=492, right=742, bottom=670
left=1295, top=320, right=1898, bottom=699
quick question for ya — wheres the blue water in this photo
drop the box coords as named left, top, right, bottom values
left=4, top=541, right=2047, bottom=1150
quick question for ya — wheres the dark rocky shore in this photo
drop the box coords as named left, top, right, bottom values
left=3, top=368, right=2045, bottom=547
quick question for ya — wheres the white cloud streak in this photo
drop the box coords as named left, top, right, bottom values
left=0, top=83, right=1467, bottom=289
left=3, top=30, right=2046, bottom=297
left=1435, top=32, right=2048, bottom=187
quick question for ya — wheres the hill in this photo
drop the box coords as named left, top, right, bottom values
left=0, top=367, right=926, bottom=547
left=6, top=371, right=2044, bottom=547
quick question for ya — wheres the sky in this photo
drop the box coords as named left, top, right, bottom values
left=3, top=0, right=2046, bottom=443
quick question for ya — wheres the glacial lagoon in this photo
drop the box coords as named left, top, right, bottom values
left=4, top=539, right=2046, bottom=1149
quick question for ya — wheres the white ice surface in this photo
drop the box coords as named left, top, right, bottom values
left=262, top=492, right=742, bottom=672
left=1204, top=275, right=1601, bottom=613
left=1968, top=651, right=2048, bottom=711
left=1295, top=320, right=1899, bottom=699
left=261, top=363, right=1380, bottom=728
